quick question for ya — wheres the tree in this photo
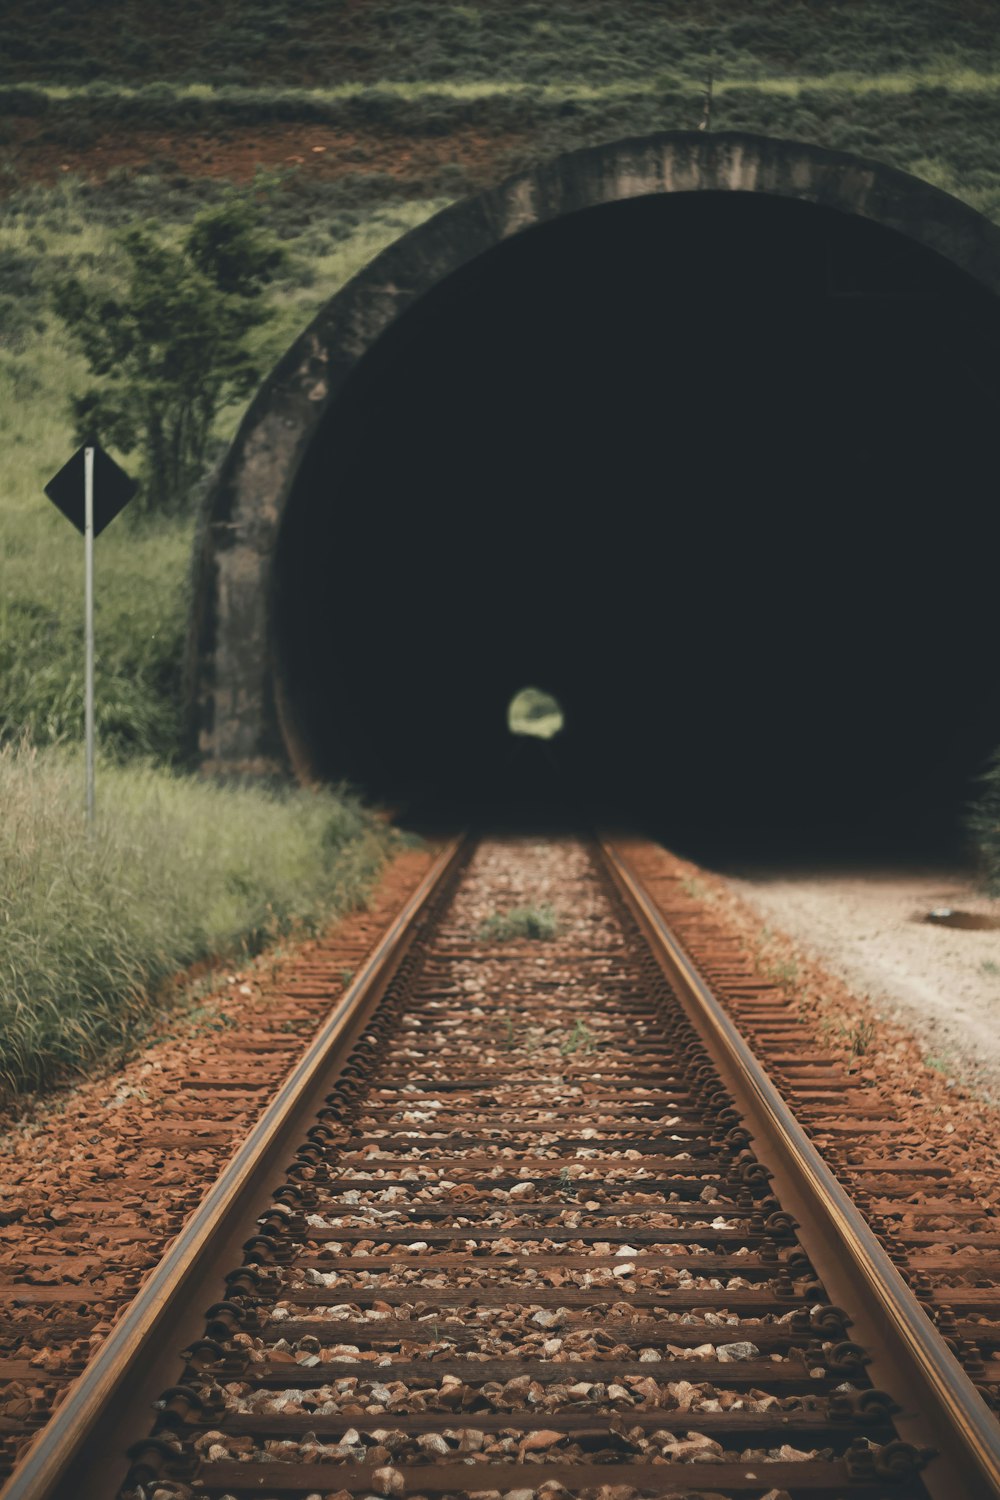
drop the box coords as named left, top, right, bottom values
left=53, top=199, right=284, bottom=515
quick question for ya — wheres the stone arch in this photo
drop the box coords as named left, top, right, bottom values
left=188, top=129, right=1000, bottom=781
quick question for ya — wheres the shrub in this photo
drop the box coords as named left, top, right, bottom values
left=53, top=197, right=284, bottom=515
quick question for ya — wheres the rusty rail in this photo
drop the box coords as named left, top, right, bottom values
left=599, top=834, right=1000, bottom=1499
left=0, top=836, right=469, bottom=1500
left=6, top=832, right=1000, bottom=1500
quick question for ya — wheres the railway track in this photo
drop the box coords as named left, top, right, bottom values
left=5, top=835, right=1000, bottom=1500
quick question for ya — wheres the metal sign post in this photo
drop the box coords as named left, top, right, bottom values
left=44, top=441, right=138, bottom=825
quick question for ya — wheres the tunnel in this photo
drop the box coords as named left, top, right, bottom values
left=192, top=132, right=1000, bottom=856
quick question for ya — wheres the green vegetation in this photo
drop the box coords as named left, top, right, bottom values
left=0, top=185, right=444, bottom=751
left=479, top=903, right=559, bottom=941
left=54, top=198, right=284, bottom=514
left=560, top=1017, right=596, bottom=1056
left=2, top=1, right=997, bottom=90
left=765, top=956, right=800, bottom=987
left=508, top=686, right=564, bottom=742
left=969, top=750, right=1000, bottom=896
left=3, top=0, right=999, bottom=1093
left=839, top=1017, right=877, bottom=1057
left=0, top=169, right=435, bottom=1099
left=1, top=508, right=188, bottom=759
left=7, top=77, right=1000, bottom=222
left=0, top=742, right=399, bottom=1098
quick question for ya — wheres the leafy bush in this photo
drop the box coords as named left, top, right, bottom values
left=0, top=743, right=402, bottom=1097
left=53, top=197, right=284, bottom=515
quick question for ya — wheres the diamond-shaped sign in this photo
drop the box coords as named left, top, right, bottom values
left=44, top=442, right=138, bottom=537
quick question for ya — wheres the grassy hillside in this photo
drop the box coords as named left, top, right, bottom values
left=3, top=0, right=1000, bottom=759
left=3, top=1, right=997, bottom=88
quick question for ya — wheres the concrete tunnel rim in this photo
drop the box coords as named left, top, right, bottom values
left=187, top=128, right=1000, bottom=778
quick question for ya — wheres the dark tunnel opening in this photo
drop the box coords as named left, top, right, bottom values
left=273, top=190, right=1000, bottom=858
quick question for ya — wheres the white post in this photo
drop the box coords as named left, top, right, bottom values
left=84, top=446, right=95, bottom=826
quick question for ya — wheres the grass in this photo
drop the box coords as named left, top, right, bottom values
left=560, top=1018, right=595, bottom=1056
left=765, top=956, right=799, bottom=986
left=4, top=0, right=1000, bottom=1095
left=2, top=1, right=997, bottom=90
left=0, top=177, right=441, bottom=1099
left=18, top=65, right=1000, bottom=110
left=11, top=80, right=1000, bottom=228
left=839, top=1017, right=877, bottom=1057
left=0, top=183, right=445, bottom=753
left=0, top=741, right=401, bottom=1099
left=478, top=903, right=559, bottom=941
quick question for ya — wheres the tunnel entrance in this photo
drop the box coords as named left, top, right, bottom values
left=271, top=189, right=1000, bottom=850
left=192, top=133, right=1000, bottom=856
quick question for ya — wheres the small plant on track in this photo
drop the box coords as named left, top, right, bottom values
left=560, top=1018, right=595, bottom=1056
left=840, top=1017, right=877, bottom=1056
left=478, top=903, right=558, bottom=942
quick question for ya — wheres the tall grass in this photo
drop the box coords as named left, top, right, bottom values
left=0, top=743, right=401, bottom=1098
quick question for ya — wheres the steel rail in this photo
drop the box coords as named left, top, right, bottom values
left=599, top=834, right=1000, bottom=1500
left=1, top=834, right=469, bottom=1500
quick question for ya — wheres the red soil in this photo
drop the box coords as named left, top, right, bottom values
left=5, top=116, right=526, bottom=192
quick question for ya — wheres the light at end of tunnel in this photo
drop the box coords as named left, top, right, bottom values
left=508, top=686, right=564, bottom=741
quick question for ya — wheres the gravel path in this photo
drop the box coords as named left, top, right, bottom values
left=723, top=865, right=1000, bottom=1102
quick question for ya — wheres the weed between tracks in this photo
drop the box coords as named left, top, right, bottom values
left=497, top=1013, right=597, bottom=1056
left=0, top=742, right=401, bottom=1099
left=478, top=903, right=559, bottom=942
left=560, top=1017, right=596, bottom=1056
left=839, top=1017, right=877, bottom=1056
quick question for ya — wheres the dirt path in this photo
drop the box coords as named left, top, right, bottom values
left=724, top=863, right=1000, bottom=1102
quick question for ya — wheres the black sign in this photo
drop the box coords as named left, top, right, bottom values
left=44, top=442, right=138, bottom=537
